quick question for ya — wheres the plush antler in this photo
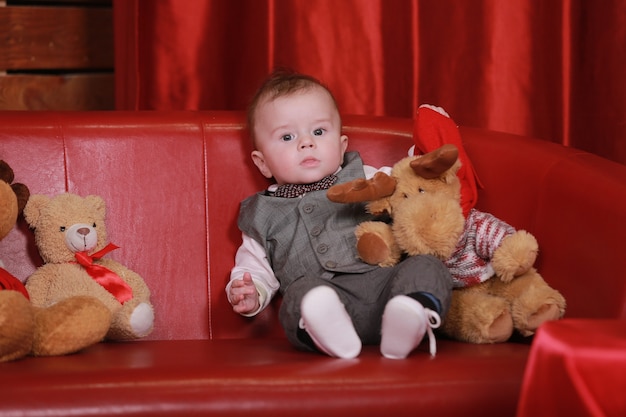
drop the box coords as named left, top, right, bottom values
left=328, top=144, right=460, bottom=204
left=327, top=172, right=397, bottom=203
left=410, top=144, right=459, bottom=179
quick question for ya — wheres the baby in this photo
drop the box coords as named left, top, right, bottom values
left=227, top=70, right=453, bottom=359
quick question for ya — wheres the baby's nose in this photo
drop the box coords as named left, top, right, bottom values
left=299, top=135, right=315, bottom=148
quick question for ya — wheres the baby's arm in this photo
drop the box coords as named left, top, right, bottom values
left=227, top=234, right=279, bottom=316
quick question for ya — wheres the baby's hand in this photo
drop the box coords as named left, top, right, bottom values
left=229, top=272, right=260, bottom=314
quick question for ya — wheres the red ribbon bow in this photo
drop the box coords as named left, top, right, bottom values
left=0, top=267, right=30, bottom=300
left=74, top=243, right=133, bottom=304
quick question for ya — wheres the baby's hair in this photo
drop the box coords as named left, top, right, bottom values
left=247, top=69, right=339, bottom=147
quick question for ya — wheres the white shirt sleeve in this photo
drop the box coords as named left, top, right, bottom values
left=228, top=233, right=280, bottom=316
left=363, top=164, right=392, bottom=179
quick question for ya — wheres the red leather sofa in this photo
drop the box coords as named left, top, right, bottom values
left=0, top=111, right=625, bottom=417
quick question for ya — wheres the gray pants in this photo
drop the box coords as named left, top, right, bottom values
left=279, top=254, right=453, bottom=351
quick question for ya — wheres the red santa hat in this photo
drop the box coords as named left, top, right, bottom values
left=412, top=105, right=480, bottom=217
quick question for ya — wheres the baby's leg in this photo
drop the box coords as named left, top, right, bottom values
left=279, top=278, right=361, bottom=359
left=381, top=255, right=453, bottom=358
left=388, top=254, right=454, bottom=314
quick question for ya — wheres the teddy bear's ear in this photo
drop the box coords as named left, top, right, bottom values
left=85, top=195, right=106, bottom=219
left=12, top=183, right=30, bottom=215
left=0, top=160, right=15, bottom=184
left=0, top=160, right=31, bottom=215
left=23, top=194, right=51, bottom=228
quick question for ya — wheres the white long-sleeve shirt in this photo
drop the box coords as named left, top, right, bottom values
left=228, top=164, right=389, bottom=316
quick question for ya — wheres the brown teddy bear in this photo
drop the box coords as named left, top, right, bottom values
left=23, top=193, right=155, bottom=343
left=0, top=162, right=113, bottom=361
left=0, top=160, right=34, bottom=361
left=327, top=144, right=566, bottom=344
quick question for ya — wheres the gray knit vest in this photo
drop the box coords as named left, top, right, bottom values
left=238, top=152, right=378, bottom=293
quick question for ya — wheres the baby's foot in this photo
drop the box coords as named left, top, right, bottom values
left=380, top=295, right=441, bottom=359
left=299, top=286, right=361, bottom=359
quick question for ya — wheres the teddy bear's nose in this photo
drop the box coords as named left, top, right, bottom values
left=77, top=227, right=90, bottom=236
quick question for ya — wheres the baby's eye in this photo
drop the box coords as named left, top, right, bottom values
left=281, top=134, right=294, bottom=142
left=313, top=128, right=325, bottom=136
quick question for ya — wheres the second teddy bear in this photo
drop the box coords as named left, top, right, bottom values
left=24, top=193, right=155, bottom=344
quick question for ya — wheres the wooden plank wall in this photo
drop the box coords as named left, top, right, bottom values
left=0, top=0, right=113, bottom=110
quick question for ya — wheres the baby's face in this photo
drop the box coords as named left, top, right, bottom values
left=251, top=86, right=348, bottom=185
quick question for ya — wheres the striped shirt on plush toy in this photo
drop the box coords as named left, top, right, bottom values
left=445, top=209, right=516, bottom=287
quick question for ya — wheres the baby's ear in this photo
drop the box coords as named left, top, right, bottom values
left=340, top=134, right=349, bottom=153
left=251, top=151, right=273, bottom=179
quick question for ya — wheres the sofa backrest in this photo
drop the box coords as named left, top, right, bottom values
left=1, top=111, right=625, bottom=342
left=0, top=111, right=413, bottom=341
left=463, top=127, right=626, bottom=321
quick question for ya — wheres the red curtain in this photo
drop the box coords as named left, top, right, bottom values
left=114, top=0, right=626, bottom=165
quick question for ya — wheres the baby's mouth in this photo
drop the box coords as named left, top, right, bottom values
left=301, top=157, right=320, bottom=167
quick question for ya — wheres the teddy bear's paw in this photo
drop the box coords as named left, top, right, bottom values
left=357, top=233, right=396, bottom=266
left=493, top=231, right=539, bottom=282
left=355, top=223, right=401, bottom=267
left=509, top=275, right=566, bottom=336
left=451, top=307, right=514, bottom=344
left=129, top=302, right=154, bottom=337
left=516, top=300, right=566, bottom=337
left=441, top=290, right=514, bottom=344
left=32, top=296, right=111, bottom=356
left=0, top=291, right=35, bottom=362
left=107, top=300, right=154, bottom=340
left=485, top=310, right=515, bottom=343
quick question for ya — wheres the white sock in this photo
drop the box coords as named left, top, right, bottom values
left=299, top=286, right=362, bottom=359
left=380, top=295, right=441, bottom=359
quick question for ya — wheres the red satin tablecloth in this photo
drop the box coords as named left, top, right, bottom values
left=517, top=319, right=626, bottom=417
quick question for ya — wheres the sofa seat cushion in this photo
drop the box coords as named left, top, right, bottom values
left=0, top=339, right=529, bottom=416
